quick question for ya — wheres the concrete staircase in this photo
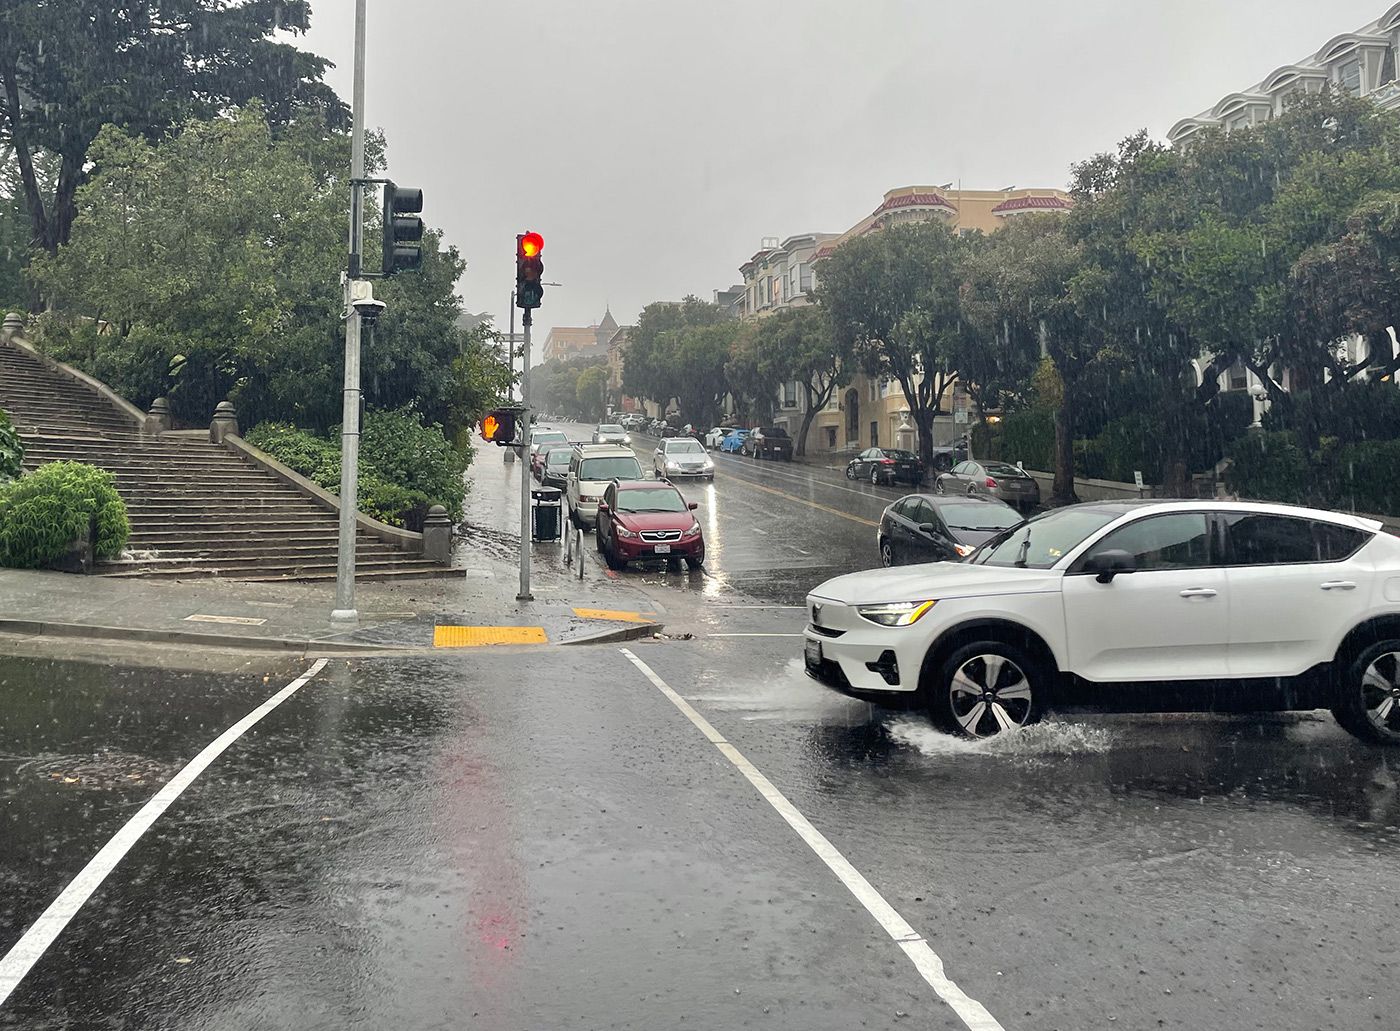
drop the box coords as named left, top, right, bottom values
left=0, top=341, right=453, bottom=581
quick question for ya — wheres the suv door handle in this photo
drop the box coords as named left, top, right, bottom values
left=1179, top=588, right=1218, bottom=598
left=1321, top=580, right=1357, bottom=591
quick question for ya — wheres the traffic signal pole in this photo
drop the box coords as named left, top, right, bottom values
left=504, top=292, right=515, bottom=464
left=332, top=0, right=368, bottom=622
left=517, top=308, right=533, bottom=601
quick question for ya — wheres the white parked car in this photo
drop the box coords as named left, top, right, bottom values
left=566, top=445, right=644, bottom=528
left=654, top=437, right=714, bottom=480
left=803, top=500, right=1400, bottom=745
left=705, top=426, right=737, bottom=449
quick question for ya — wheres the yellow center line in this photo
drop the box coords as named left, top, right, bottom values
left=725, top=475, right=880, bottom=527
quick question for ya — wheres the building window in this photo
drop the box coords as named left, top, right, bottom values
left=1227, top=112, right=1250, bottom=131
left=783, top=381, right=798, bottom=408
left=1227, top=361, right=1248, bottom=391
left=825, top=426, right=837, bottom=448
left=1340, top=59, right=1362, bottom=95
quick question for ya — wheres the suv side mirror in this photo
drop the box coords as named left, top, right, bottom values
left=1085, top=549, right=1136, bottom=584
left=688, top=502, right=699, bottom=510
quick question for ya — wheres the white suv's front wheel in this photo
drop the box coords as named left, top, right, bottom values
left=930, top=640, right=1042, bottom=738
left=1333, top=640, right=1400, bottom=746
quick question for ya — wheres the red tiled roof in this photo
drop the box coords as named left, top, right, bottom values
left=991, top=195, right=1073, bottom=214
left=874, top=192, right=955, bottom=215
left=811, top=244, right=837, bottom=261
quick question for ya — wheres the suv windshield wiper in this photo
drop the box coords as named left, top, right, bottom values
left=1013, top=530, right=1032, bottom=568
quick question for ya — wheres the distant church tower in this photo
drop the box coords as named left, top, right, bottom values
left=594, top=307, right=619, bottom=351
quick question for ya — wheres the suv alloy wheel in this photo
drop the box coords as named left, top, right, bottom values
left=929, top=639, right=1043, bottom=738
left=1333, top=639, right=1400, bottom=745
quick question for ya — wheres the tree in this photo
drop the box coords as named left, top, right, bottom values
left=722, top=322, right=773, bottom=425
left=533, top=356, right=604, bottom=421
left=667, top=322, right=738, bottom=427
left=0, top=0, right=344, bottom=258
left=755, top=306, right=848, bottom=456
left=818, top=221, right=966, bottom=469
left=575, top=365, right=608, bottom=421
left=28, top=107, right=501, bottom=437
left=627, top=294, right=733, bottom=420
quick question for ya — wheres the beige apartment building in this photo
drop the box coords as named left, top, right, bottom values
left=741, top=185, right=1072, bottom=457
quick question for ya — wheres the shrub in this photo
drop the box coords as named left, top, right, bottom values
left=1225, top=431, right=1313, bottom=505
left=0, top=409, right=24, bottom=483
left=1335, top=440, right=1400, bottom=515
left=0, top=461, right=129, bottom=567
left=998, top=407, right=1055, bottom=471
left=247, top=408, right=467, bottom=529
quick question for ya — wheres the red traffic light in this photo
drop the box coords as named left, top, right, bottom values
left=519, top=231, right=544, bottom=258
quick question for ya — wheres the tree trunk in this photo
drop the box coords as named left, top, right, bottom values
left=50, top=153, right=84, bottom=251
left=0, top=54, right=50, bottom=255
left=1052, top=399, right=1078, bottom=506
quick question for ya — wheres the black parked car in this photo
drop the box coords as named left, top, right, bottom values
left=743, top=426, right=793, bottom=461
left=845, top=447, right=924, bottom=486
left=876, top=493, right=1023, bottom=567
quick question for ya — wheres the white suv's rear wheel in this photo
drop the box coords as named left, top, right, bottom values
left=930, top=641, right=1041, bottom=738
left=1333, top=641, right=1400, bottom=745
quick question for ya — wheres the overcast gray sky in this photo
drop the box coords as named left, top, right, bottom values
left=301, top=0, right=1387, bottom=343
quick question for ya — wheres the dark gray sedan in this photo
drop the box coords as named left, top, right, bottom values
left=935, top=460, right=1041, bottom=511
left=877, top=494, right=1023, bottom=566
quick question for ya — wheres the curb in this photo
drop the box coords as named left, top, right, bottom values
left=558, top=621, right=665, bottom=646
left=0, top=618, right=407, bottom=656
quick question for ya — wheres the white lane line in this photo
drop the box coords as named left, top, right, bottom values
left=0, top=658, right=330, bottom=1008
left=618, top=648, right=1005, bottom=1031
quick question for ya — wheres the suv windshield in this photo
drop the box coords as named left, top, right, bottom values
left=971, top=506, right=1121, bottom=568
left=579, top=456, right=642, bottom=481
left=760, top=427, right=789, bottom=437
left=616, top=487, right=687, bottom=513
left=667, top=440, right=704, bottom=454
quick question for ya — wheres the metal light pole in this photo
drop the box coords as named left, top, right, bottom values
left=504, top=291, right=516, bottom=463
left=331, top=0, right=368, bottom=622
left=517, top=307, right=533, bottom=601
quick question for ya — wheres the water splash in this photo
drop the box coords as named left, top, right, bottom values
left=886, top=717, right=1115, bottom=758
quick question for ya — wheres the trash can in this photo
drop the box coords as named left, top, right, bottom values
left=531, top=486, right=562, bottom=541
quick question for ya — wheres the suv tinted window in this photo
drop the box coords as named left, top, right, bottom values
left=1078, top=513, right=1211, bottom=571
left=1223, top=513, right=1370, bottom=565
left=760, top=426, right=789, bottom=437
left=579, top=456, right=642, bottom=480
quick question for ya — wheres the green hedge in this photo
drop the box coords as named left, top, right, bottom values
left=0, top=461, right=129, bottom=567
left=247, top=407, right=467, bottom=530
left=0, top=409, right=23, bottom=483
left=1225, top=430, right=1315, bottom=505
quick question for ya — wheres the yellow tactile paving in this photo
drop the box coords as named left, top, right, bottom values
left=571, top=607, right=655, bottom=624
left=432, top=625, right=548, bottom=647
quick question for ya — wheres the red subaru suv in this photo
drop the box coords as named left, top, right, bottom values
left=595, top=479, right=704, bottom=570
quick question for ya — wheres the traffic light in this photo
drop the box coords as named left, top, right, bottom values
left=516, top=231, right=544, bottom=309
left=481, top=407, right=520, bottom=446
left=382, top=182, right=424, bottom=275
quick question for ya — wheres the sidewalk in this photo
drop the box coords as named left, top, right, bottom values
left=0, top=531, right=666, bottom=658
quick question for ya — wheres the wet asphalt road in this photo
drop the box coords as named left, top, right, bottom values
left=4, top=432, right=1400, bottom=1030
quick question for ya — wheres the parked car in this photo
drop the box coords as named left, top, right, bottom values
left=654, top=437, right=715, bottom=480
left=743, top=425, right=793, bottom=461
left=805, top=499, right=1400, bottom=745
left=539, top=445, right=575, bottom=490
left=566, top=444, right=644, bottom=528
left=846, top=448, right=924, bottom=486
left=936, top=460, right=1041, bottom=511
left=659, top=423, right=681, bottom=438
left=877, top=494, right=1023, bottom=567
left=529, top=429, right=570, bottom=479
left=720, top=428, right=749, bottom=453
left=595, top=479, right=705, bottom=571
left=705, top=426, right=738, bottom=449
left=591, top=423, right=630, bottom=445
left=928, top=441, right=970, bottom=474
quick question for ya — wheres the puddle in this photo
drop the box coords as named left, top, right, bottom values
left=22, top=750, right=179, bottom=790
left=886, top=717, right=1116, bottom=758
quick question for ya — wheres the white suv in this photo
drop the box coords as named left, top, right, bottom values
left=566, top=445, right=643, bottom=528
left=804, top=500, right=1400, bottom=745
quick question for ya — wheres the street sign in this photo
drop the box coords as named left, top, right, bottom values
left=1134, top=470, right=1145, bottom=489
left=954, top=409, right=968, bottom=424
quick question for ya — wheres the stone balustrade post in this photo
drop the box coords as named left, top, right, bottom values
left=1, top=312, right=24, bottom=342
left=209, top=400, right=239, bottom=443
left=146, top=397, right=171, bottom=434
left=422, top=504, right=453, bottom=564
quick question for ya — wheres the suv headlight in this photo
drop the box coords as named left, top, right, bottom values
left=856, top=600, right=936, bottom=627
left=615, top=524, right=639, bottom=538
left=681, top=520, right=701, bottom=538
left=666, top=461, right=680, bottom=470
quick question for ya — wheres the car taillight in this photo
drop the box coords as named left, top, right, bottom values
left=985, top=477, right=998, bottom=488
left=881, top=458, right=894, bottom=465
